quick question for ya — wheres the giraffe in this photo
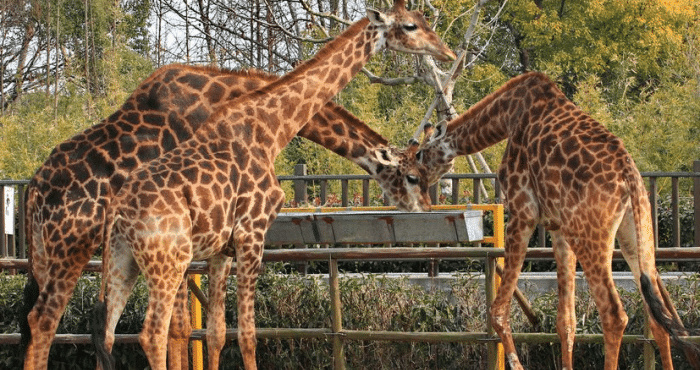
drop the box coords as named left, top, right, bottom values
left=91, top=2, right=455, bottom=369
left=415, top=72, right=700, bottom=369
left=21, top=64, right=435, bottom=370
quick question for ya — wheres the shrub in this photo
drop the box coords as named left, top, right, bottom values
left=1, top=268, right=699, bottom=369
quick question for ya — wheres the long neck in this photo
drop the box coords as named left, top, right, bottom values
left=297, top=102, right=389, bottom=174
left=137, top=65, right=390, bottom=176
left=229, top=18, right=378, bottom=160
left=444, top=72, right=563, bottom=158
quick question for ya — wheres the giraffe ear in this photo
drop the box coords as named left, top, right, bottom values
left=374, top=148, right=398, bottom=166
left=367, top=8, right=392, bottom=27
left=430, top=120, right=448, bottom=142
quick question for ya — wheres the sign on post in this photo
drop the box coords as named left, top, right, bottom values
left=4, top=187, right=14, bottom=235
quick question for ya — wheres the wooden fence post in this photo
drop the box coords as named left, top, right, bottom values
left=694, top=160, right=700, bottom=247
left=294, top=164, right=307, bottom=205
left=329, top=258, right=345, bottom=369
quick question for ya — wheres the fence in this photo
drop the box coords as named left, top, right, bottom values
left=1, top=161, right=700, bottom=369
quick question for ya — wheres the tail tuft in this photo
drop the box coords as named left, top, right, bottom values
left=641, top=274, right=700, bottom=369
left=91, top=300, right=115, bottom=370
left=19, top=277, right=39, bottom=360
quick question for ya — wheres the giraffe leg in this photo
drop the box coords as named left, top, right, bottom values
left=490, top=215, right=536, bottom=370
left=616, top=210, right=676, bottom=368
left=235, top=241, right=264, bottom=370
left=25, top=258, right=87, bottom=370
left=168, top=279, right=191, bottom=370
left=95, top=237, right=140, bottom=370
left=206, top=255, right=234, bottom=369
left=551, top=231, right=577, bottom=370
left=137, top=238, right=191, bottom=370
left=576, top=241, right=627, bottom=370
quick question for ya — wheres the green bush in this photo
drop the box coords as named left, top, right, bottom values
left=2, top=268, right=699, bottom=369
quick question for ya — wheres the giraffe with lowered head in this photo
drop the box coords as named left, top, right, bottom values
left=415, top=72, right=700, bottom=369
left=21, top=66, right=436, bottom=370
left=92, top=1, right=455, bottom=368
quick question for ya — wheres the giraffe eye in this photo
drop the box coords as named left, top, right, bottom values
left=406, top=175, right=419, bottom=185
left=403, top=23, right=418, bottom=32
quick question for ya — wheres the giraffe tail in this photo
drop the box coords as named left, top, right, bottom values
left=91, top=300, right=115, bottom=370
left=91, top=208, right=116, bottom=370
left=19, top=186, right=39, bottom=359
left=625, top=161, right=700, bottom=368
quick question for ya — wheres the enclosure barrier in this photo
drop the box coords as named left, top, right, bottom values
left=2, top=204, right=700, bottom=368
left=1, top=162, right=700, bottom=369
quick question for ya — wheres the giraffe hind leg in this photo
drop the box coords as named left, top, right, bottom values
left=168, top=279, right=191, bottom=370
left=551, top=231, right=577, bottom=370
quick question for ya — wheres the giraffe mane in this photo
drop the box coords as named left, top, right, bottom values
left=446, top=72, right=557, bottom=132
left=252, top=19, right=371, bottom=97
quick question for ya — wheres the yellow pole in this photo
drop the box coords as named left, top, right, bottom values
left=190, top=274, right=204, bottom=370
left=492, top=204, right=505, bottom=370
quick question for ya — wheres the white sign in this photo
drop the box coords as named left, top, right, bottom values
left=4, top=187, right=14, bottom=235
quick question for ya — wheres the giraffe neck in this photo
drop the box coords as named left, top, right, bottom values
left=435, top=72, right=563, bottom=159
left=199, top=18, right=380, bottom=160
left=296, top=103, right=390, bottom=174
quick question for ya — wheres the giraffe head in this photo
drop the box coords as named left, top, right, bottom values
left=368, top=0, right=456, bottom=62
left=363, top=142, right=433, bottom=212
left=414, top=121, right=456, bottom=185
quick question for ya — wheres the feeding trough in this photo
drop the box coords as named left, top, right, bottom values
left=265, top=209, right=483, bottom=245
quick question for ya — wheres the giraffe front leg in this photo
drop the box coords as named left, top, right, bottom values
left=207, top=255, right=233, bottom=369
left=168, top=279, right=191, bottom=370
left=551, top=231, right=577, bottom=370
left=490, top=216, right=536, bottom=370
left=235, top=240, right=264, bottom=370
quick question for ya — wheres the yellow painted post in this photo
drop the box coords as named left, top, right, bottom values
left=190, top=274, right=204, bottom=370
left=491, top=204, right=505, bottom=370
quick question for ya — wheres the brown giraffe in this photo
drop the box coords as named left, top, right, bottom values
left=21, top=66, right=435, bottom=370
left=91, top=2, right=455, bottom=369
left=415, top=72, right=700, bottom=369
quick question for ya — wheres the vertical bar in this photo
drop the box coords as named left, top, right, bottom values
left=648, top=177, right=658, bottom=247
left=643, top=314, right=655, bottom=370
left=485, top=255, right=504, bottom=370
left=320, top=180, right=327, bottom=206
left=494, top=180, right=502, bottom=204
left=294, top=164, right=307, bottom=206
left=190, top=274, right=204, bottom=370
left=473, top=178, right=481, bottom=204
left=0, top=185, right=5, bottom=257
left=451, top=178, right=460, bottom=205
left=671, top=177, right=680, bottom=248
left=694, top=161, right=700, bottom=247
left=362, top=179, right=369, bottom=206
left=538, top=225, right=546, bottom=248
left=341, top=179, right=348, bottom=207
left=18, top=184, right=26, bottom=258
left=429, top=184, right=438, bottom=205
left=487, top=204, right=505, bottom=370
left=329, top=258, right=345, bottom=370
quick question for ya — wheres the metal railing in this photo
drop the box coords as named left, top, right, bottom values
left=1, top=161, right=699, bottom=369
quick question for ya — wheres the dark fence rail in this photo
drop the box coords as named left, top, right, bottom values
left=2, top=160, right=700, bottom=259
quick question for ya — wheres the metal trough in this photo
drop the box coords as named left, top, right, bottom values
left=265, top=209, right=483, bottom=245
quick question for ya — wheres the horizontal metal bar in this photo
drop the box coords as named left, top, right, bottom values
left=9, top=330, right=696, bottom=346
left=2, top=247, right=699, bottom=272
left=4, top=171, right=697, bottom=187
